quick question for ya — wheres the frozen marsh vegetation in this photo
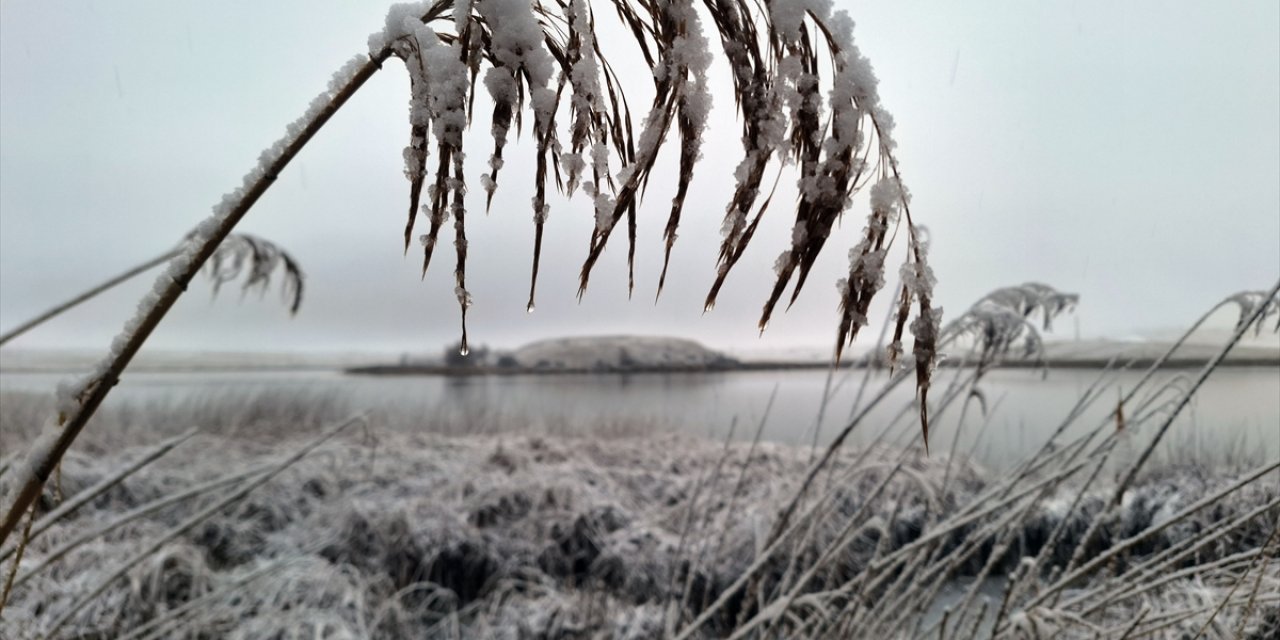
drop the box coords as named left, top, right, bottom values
left=1, top=281, right=1276, bottom=638
left=0, top=0, right=1277, bottom=635
left=1, top=364, right=1278, bottom=639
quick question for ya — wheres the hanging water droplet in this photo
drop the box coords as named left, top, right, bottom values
left=459, top=343, right=469, bottom=356
left=703, top=301, right=715, bottom=313
left=526, top=302, right=536, bottom=314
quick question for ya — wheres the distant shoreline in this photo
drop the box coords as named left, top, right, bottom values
left=2, top=349, right=1275, bottom=376
left=2, top=358, right=1275, bottom=377
left=344, top=355, right=1280, bottom=377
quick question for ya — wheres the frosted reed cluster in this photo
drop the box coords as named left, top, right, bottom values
left=374, top=0, right=934, bottom=364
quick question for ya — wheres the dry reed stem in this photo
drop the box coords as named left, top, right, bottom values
left=1115, top=606, right=1152, bottom=640
left=1110, top=278, right=1280, bottom=505
left=1068, top=497, right=1280, bottom=615
left=0, top=501, right=35, bottom=617
left=0, top=233, right=304, bottom=350
left=0, top=428, right=198, bottom=565
left=115, top=556, right=298, bottom=640
left=0, top=250, right=177, bottom=348
left=1024, top=460, right=1280, bottom=611
left=0, top=3, right=451, bottom=546
left=1234, top=535, right=1277, bottom=638
left=10, top=464, right=271, bottom=591
left=43, top=414, right=365, bottom=635
left=722, top=462, right=904, bottom=639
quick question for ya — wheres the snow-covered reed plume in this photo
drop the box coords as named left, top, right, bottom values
left=387, top=0, right=926, bottom=348
left=372, top=0, right=932, bottom=363
left=2, top=0, right=936, bottom=551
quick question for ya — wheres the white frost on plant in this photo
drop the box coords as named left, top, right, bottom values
left=476, top=0, right=557, bottom=127
left=369, top=2, right=430, bottom=54
left=454, top=286, right=474, bottom=309
left=532, top=196, right=550, bottom=224
left=849, top=243, right=887, bottom=290
left=869, top=178, right=906, bottom=223
left=901, top=228, right=941, bottom=361
left=769, top=0, right=835, bottom=46
left=900, top=238, right=936, bottom=299
left=473, top=0, right=557, bottom=224
left=620, top=101, right=670, bottom=190
left=790, top=221, right=808, bottom=247
left=453, top=0, right=475, bottom=32
left=381, top=11, right=468, bottom=151
left=773, top=250, right=794, bottom=276
left=592, top=187, right=617, bottom=233
left=402, top=134, right=427, bottom=181
left=779, top=3, right=895, bottom=212
left=720, top=207, right=747, bottom=240
left=774, top=54, right=805, bottom=158
left=563, top=0, right=607, bottom=195
left=560, top=152, right=586, bottom=195
left=670, top=0, right=713, bottom=155
left=3, top=416, right=64, bottom=504
left=610, top=0, right=710, bottom=204
left=911, top=305, right=944, bottom=348
left=422, top=42, right=469, bottom=149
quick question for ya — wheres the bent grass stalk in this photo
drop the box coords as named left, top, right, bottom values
left=0, top=427, right=198, bottom=565
left=1067, top=496, right=1280, bottom=615
left=43, top=414, right=364, bottom=635
left=0, top=250, right=177, bottom=348
left=0, top=234, right=304, bottom=349
left=9, top=463, right=272, bottom=591
left=1023, top=459, right=1280, bottom=612
left=1110, top=278, right=1280, bottom=504
left=0, top=42, right=393, bottom=545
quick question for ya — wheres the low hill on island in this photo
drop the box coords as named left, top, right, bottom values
left=511, top=336, right=737, bottom=372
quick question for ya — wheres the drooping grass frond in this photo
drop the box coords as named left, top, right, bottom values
left=205, top=233, right=306, bottom=315
left=943, top=282, right=1080, bottom=367
left=0, top=232, right=304, bottom=349
left=376, top=0, right=927, bottom=351
left=1219, top=288, right=1280, bottom=335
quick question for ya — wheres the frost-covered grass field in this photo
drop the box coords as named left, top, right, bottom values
left=1, top=386, right=1277, bottom=639
left=1, top=0, right=1277, bottom=635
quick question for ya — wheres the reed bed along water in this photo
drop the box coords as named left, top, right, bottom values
left=1, top=285, right=1277, bottom=638
left=0, top=380, right=1276, bottom=639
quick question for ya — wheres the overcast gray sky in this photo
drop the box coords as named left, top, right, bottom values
left=1, top=0, right=1277, bottom=355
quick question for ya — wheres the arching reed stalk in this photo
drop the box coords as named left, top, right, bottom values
left=1110, top=279, right=1280, bottom=504
left=1, top=0, right=932, bottom=548
left=0, top=233, right=304, bottom=349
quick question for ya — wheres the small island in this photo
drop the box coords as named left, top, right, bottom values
left=345, top=334, right=1280, bottom=377
left=346, top=335, right=742, bottom=376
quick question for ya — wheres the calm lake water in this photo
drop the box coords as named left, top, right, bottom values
left=3, top=366, right=1277, bottom=470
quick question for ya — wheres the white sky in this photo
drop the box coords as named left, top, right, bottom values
left=1, top=0, right=1277, bottom=355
